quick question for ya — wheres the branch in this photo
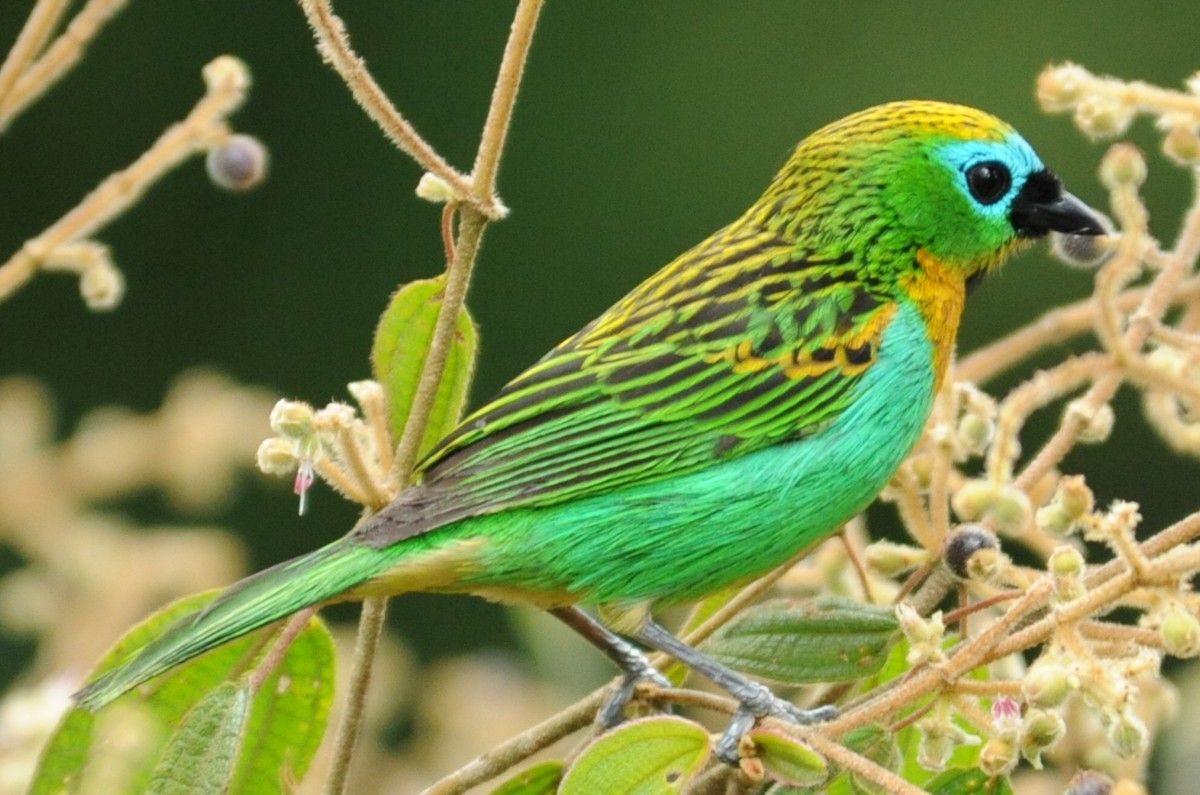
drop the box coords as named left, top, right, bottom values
left=322, top=3, right=544, bottom=791
left=296, top=0, right=506, bottom=218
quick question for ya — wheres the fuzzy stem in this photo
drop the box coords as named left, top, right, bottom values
left=324, top=4, right=543, bottom=792
left=0, top=0, right=130, bottom=132
left=0, top=0, right=69, bottom=111
left=296, top=0, right=503, bottom=217
left=323, top=596, right=388, bottom=795
left=0, top=54, right=245, bottom=302
left=248, top=608, right=317, bottom=693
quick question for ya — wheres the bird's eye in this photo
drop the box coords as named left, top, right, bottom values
left=966, top=162, right=1012, bottom=205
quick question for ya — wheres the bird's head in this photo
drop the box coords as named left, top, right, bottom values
left=757, top=100, right=1107, bottom=282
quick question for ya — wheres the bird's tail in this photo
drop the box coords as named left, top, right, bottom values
left=75, top=535, right=388, bottom=711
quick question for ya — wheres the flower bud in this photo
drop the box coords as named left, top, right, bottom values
left=1077, top=98, right=1136, bottom=141
left=1163, top=125, right=1200, bottom=166
left=202, top=55, right=251, bottom=94
left=1023, top=655, right=1076, bottom=708
left=1099, top=143, right=1148, bottom=189
left=1067, top=400, right=1114, bottom=444
left=1051, top=229, right=1115, bottom=269
left=1107, top=709, right=1148, bottom=759
left=416, top=172, right=458, bottom=203
left=256, top=437, right=296, bottom=476
left=314, top=401, right=356, bottom=432
left=347, top=379, right=385, bottom=408
left=979, top=734, right=1018, bottom=777
left=1057, top=475, right=1095, bottom=519
left=1049, top=545, right=1086, bottom=577
left=896, top=603, right=945, bottom=666
left=951, top=480, right=1031, bottom=534
left=1037, top=63, right=1092, bottom=112
left=1049, top=545, right=1086, bottom=602
left=865, top=540, right=929, bottom=577
left=206, top=134, right=268, bottom=192
left=269, top=399, right=314, bottom=438
left=79, top=262, right=125, bottom=311
left=1159, top=603, right=1200, bottom=658
left=1020, top=708, right=1065, bottom=768
left=956, top=413, right=993, bottom=457
left=1035, top=503, right=1074, bottom=537
left=944, top=524, right=1000, bottom=580
left=1065, top=770, right=1114, bottom=795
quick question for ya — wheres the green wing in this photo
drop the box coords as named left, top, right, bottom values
left=357, top=225, right=897, bottom=547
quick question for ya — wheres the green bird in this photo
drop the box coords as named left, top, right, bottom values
left=76, top=101, right=1104, bottom=759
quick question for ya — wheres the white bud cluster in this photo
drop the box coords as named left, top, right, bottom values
left=951, top=479, right=1031, bottom=535
left=1035, top=474, right=1095, bottom=537
left=895, top=603, right=945, bottom=667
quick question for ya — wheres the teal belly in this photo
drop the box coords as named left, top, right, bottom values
left=454, top=301, right=936, bottom=605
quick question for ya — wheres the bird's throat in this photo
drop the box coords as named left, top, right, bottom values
left=901, top=249, right=967, bottom=390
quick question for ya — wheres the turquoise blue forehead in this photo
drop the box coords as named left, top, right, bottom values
left=935, top=134, right=1045, bottom=217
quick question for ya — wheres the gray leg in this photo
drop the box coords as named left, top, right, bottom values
left=634, top=619, right=837, bottom=763
left=549, top=606, right=672, bottom=727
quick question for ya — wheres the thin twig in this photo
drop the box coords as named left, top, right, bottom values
left=324, top=596, right=388, bottom=795
left=0, top=0, right=130, bottom=132
left=248, top=608, right=317, bottom=692
left=0, top=54, right=246, bottom=302
left=296, top=0, right=500, bottom=217
left=324, top=3, right=544, bottom=792
left=0, top=0, right=69, bottom=111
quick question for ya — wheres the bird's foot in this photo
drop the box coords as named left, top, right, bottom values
left=714, top=680, right=837, bottom=764
left=597, top=661, right=673, bottom=728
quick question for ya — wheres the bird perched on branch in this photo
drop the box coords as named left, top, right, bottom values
left=77, top=100, right=1105, bottom=761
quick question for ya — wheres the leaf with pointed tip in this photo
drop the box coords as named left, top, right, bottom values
left=371, top=276, right=479, bottom=458
left=702, top=597, right=898, bottom=684
left=559, top=716, right=710, bottom=794
left=489, top=761, right=563, bottom=795
left=31, top=592, right=335, bottom=795
left=147, top=683, right=249, bottom=794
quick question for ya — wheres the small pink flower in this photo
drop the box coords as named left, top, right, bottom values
left=294, top=458, right=315, bottom=515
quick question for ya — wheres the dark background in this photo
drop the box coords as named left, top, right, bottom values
left=2, top=2, right=1199, bottom=689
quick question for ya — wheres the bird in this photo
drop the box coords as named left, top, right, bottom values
left=75, top=100, right=1105, bottom=760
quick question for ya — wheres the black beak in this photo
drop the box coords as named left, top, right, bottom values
left=1010, top=170, right=1107, bottom=238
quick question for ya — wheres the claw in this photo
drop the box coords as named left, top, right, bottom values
left=597, top=663, right=673, bottom=728
left=715, top=682, right=837, bottom=764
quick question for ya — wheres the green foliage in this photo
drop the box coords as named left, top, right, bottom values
left=489, top=761, right=563, bottom=794
left=702, top=597, right=898, bottom=684
left=371, top=275, right=479, bottom=457
left=559, top=716, right=710, bottom=794
left=147, top=684, right=248, bottom=794
left=31, top=592, right=335, bottom=794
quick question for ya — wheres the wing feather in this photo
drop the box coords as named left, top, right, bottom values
left=356, top=224, right=898, bottom=547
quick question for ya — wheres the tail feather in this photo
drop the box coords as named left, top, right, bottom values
left=75, top=536, right=384, bottom=710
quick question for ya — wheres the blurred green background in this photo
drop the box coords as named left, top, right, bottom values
left=2, top=0, right=1199, bottom=718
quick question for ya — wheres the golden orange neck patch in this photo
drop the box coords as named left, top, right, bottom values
left=901, top=249, right=967, bottom=389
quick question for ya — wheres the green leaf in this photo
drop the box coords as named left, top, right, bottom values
left=559, top=716, right=711, bottom=794
left=229, top=613, right=335, bottom=793
left=842, top=724, right=900, bottom=794
left=147, top=683, right=249, bottom=794
left=702, top=597, right=898, bottom=685
left=489, top=760, right=563, bottom=794
left=925, top=767, right=1014, bottom=795
left=371, top=276, right=479, bottom=457
left=31, top=592, right=336, bottom=795
left=746, top=727, right=828, bottom=787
